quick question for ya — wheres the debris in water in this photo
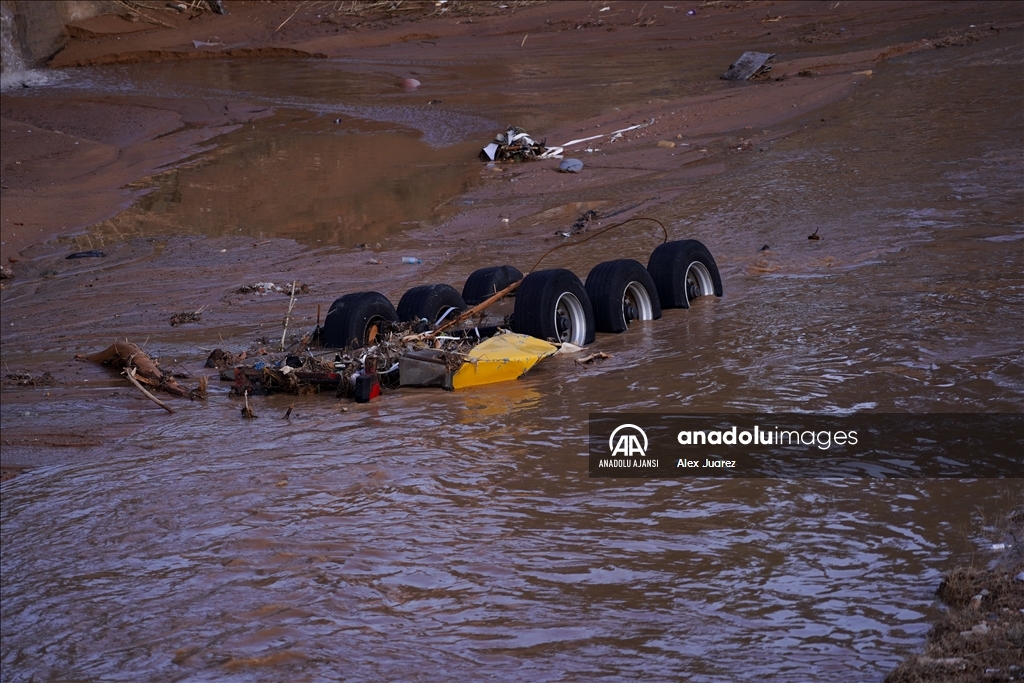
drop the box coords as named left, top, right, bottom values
left=761, top=244, right=771, bottom=251
left=205, top=349, right=247, bottom=369
left=808, top=228, right=821, bottom=240
left=401, top=78, right=421, bottom=90
left=78, top=340, right=195, bottom=398
left=722, top=52, right=775, bottom=80
left=576, top=352, right=612, bottom=365
left=567, top=209, right=600, bottom=235
left=5, top=371, right=57, bottom=387
left=241, top=390, right=257, bottom=419
left=124, top=366, right=174, bottom=413
left=66, top=250, right=106, bottom=259
left=170, top=307, right=205, bottom=327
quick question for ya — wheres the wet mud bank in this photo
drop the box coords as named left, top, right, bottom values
left=887, top=507, right=1024, bottom=683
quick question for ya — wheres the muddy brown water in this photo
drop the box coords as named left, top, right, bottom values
left=2, top=33, right=1023, bottom=683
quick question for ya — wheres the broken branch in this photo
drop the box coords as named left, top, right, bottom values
left=124, top=367, right=175, bottom=413
left=432, top=279, right=522, bottom=335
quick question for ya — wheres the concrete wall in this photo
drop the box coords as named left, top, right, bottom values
left=2, top=0, right=120, bottom=66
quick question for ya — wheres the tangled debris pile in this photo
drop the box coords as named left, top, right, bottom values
left=220, top=320, right=481, bottom=400
left=721, top=51, right=775, bottom=80
left=77, top=340, right=208, bottom=412
left=237, top=282, right=310, bottom=295
left=5, top=371, right=58, bottom=387
left=480, top=126, right=549, bottom=162
left=170, top=307, right=205, bottom=326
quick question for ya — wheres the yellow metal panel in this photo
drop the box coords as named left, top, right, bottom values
left=451, top=334, right=558, bottom=390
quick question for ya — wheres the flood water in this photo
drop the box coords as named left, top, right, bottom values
left=2, top=29, right=1023, bottom=683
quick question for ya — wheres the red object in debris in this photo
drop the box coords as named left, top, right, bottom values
left=354, top=374, right=380, bottom=403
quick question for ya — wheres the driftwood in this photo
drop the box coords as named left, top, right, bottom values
left=124, top=367, right=175, bottom=413
left=78, top=340, right=189, bottom=397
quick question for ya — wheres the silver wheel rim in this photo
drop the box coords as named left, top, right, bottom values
left=622, top=281, right=653, bottom=325
left=684, top=262, right=714, bottom=304
left=553, top=292, right=587, bottom=345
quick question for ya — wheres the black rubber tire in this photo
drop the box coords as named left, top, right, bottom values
left=321, top=292, right=398, bottom=349
left=461, top=265, right=523, bottom=305
left=646, top=239, right=723, bottom=309
left=512, top=269, right=595, bottom=345
left=585, top=259, right=662, bottom=333
left=396, top=284, right=467, bottom=324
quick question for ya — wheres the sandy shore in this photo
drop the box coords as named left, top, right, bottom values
left=4, top=1, right=1017, bottom=263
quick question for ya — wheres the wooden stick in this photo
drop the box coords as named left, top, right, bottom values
left=433, top=279, right=521, bottom=334
left=280, top=280, right=297, bottom=350
left=274, top=1, right=306, bottom=32
left=124, top=367, right=175, bottom=414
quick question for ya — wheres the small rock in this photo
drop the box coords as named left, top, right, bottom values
left=0, top=265, right=12, bottom=279
left=760, top=244, right=770, bottom=251
left=657, top=140, right=676, bottom=148
left=558, top=158, right=583, bottom=173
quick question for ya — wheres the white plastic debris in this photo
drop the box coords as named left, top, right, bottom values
left=481, top=142, right=499, bottom=161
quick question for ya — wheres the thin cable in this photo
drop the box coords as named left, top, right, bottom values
left=528, top=216, right=668, bottom=273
